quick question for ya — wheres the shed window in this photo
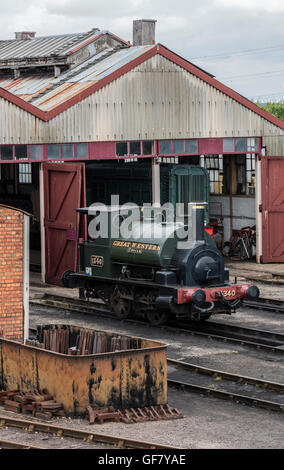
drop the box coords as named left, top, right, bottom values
left=129, top=141, right=141, bottom=155
left=223, top=137, right=260, bottom=153
left=75, top=143, right=88, bottom=159
left=29, top=145, right=42, bottom=160
left=0, top=146, right=13, bottom=160
left=173, top=140, right=184, bottom=154
left=47, top=144, right=60, bottom=160
left=246, top=154, right=256, bottom=195
left=201, top=154, right=255, bottom=196
left=235, top=155, right=246, bottom=195
left=222, top=155, right=255, bottom=196
left=142, top=141, right=154, bottom=155
left=235, top=138, right=246, bottom=153
left=15, top=145, right=28, bottom=160
left=160, top=140, right=172, bottom=154
left=201, top=155, right=223, bottom=195
left=223, top=138, right=234, bottom=153
left=116, top=142, right=128, bottom=157
left=185, top=140, right=198, bottom=154
left=62, top=144, right=74, bottom=159
left=19, top=163, right=32, bottom=184
left=248, top=138, right=259, bottom=152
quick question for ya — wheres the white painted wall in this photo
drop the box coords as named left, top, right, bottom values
left=210, top=195, right=256, bottom=242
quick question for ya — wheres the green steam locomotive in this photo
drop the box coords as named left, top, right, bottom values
left=62, top=203, right=259, bottom=325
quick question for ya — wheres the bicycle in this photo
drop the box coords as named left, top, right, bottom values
left=228, top=225, right=256, bottom=260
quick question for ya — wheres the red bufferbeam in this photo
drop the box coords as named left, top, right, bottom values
left=177, top=284, right=256, bottom=305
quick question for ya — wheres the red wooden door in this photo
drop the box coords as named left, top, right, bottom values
left=44, top=163, right=86, bottom=285
left=262, top=156, right=284, bottom=262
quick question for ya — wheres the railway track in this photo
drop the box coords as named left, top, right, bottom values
left=244, top=297, right=284, bottom=314
left=0, top=439, right=45, bottom=449
left=30, top=293, right=284, bottom=354
left=29, top=294, right=284, bottom=412
left=0, top=415, right=175, bottom=449
left=167, top=359, right=284, bottom=413
left=176, top=321, right=284, bottom=354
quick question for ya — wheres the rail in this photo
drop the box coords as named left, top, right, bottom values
left=244, top=297, right=284, bottom=314
left=30, top=294, right=284, bottom=355
left=0, top=416, right=175, bottom=449
left=167, top=359, right=284, bottom=413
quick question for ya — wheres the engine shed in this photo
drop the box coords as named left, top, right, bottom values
left=0, top=19, right=284, bottom=285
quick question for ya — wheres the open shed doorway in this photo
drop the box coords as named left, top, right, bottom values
left=0, top=162, right=41, bottom=271
left=203, top=154, right=256, bottom=256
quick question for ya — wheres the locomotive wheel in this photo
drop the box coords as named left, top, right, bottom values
left=110, top=285, right=133, bottom=319
left=142, top=290, right=168, bottom=326
left=147, top=311, right=168, bottom=326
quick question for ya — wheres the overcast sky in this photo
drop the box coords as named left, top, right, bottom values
left=1, top=0, right=284, bottom=101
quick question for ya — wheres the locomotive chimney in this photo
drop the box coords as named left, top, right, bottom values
left=190, top=202, right=206, bottom=244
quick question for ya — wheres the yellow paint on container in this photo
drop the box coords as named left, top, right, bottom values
left=0, top=325, right=167, bottom=416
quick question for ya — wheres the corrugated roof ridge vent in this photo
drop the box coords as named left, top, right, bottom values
left=35, top=32, right=85, bottom=40
left=15, top=32, right=36, bottom=40
left=62, top=30, right=102, bottom=55
left=50, top=35, right=90, bottom=56
left=50, top=28, right=101, bottom=56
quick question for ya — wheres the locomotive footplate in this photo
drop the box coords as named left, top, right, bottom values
left=177, top=284, right=260, bottom=305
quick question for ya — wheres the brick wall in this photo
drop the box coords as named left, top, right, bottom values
left=0, top=206, right=24, bottom=341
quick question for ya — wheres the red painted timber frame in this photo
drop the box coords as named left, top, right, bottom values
left=44, top=162, right=86, bottom=285
left=0, top=44, right=283, bottom=131
left=261, top=156, right=284, bottom=263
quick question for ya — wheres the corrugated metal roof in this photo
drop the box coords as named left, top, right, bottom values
left=0, top=30, right=99, bottom=60
left=1, top=40, right=282, bottom=134
left=0, top=75, right=55, bottom=100
left=62, top=45, right=154, bottom=83
left=0, top=45, right=154, bottom=111
left=34, top=45, right=154, bottom=111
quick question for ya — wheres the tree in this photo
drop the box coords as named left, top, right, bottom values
left=261, top=102, right=284, bottom=121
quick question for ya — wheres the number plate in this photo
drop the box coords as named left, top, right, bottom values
left=90, top=255, right=104, bottom=267
left=221, top=288, right=237, bottom=298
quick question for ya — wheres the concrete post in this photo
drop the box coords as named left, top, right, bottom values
left=39, top=163, right=46, bottom=283
left=152, top=158, right=160, bottom=207
left=23, top=214, right=30, bottom=342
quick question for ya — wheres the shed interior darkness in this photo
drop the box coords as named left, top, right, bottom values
left=0, top=153, right=256, bottom=273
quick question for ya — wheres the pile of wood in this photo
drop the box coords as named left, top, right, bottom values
left=38, top=326, right=139, bottom=356
left=43, top=328, right=69, bottom=354
left=0, top=389, right=64, bottom=420
left=73, top=331, right=135, bottom=355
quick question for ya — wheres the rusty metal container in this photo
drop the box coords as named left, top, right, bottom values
left=0, top=324, right=167, bottom=416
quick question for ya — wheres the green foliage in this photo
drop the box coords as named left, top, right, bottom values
left=260, top=102, right=284, bottom=121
